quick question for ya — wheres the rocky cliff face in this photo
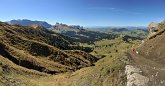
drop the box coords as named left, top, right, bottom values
left=7, top=19, right=52, bottom=28
left=52, top=23, right=85, bottom=32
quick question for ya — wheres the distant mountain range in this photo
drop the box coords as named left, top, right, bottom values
left=7, top=19, right=52, bottom=28
left=7, top=19, right=85, bottom=30
left=6, top=19, right=147, bottom=31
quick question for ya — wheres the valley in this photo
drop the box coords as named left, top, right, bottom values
left=0, top=20, right=149, bottom=86
left=1, top=19, right=165, bottom=86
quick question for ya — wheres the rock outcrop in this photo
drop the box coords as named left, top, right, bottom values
left=125, top=65, right=149, bottom=86
left=148, top=22, right=159, bottom=33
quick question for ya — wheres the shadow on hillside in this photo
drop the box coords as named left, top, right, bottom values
left=0, top=43, right=56, bottom=74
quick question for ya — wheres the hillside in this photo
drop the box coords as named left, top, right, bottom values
left=0, top=21, right=99, bottom=85
left=125, top=20, right=165, bottom=86
left=138, top=20, right=165, bottom=65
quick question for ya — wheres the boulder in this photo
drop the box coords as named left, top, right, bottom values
left=148, top=22, right=159, bottom=34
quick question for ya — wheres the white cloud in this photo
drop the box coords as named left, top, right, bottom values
left=88, top=7, right=116, bottom=10
left=88, top=7, right=142, bottom=15
left=109, top=8, right=115, bottom=10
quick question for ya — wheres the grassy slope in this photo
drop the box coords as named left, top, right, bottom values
left=22, top=37, right=137, bottom=86
left=0, top=37, right=139, bottom=86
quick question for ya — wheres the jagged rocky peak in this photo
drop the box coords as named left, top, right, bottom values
left=53, top=22, right=84, bottom=31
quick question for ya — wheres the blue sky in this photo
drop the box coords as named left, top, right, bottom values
left=0, top=0, right=165, bottom=26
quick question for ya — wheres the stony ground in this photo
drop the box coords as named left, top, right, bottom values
left=127, top=50, right=165, bottom=86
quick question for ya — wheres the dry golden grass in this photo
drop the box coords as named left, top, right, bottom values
left=0, top=23, right=99, bottom=85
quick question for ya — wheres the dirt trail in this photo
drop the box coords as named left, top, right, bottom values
left=128, top=50, right=165, bottom=86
